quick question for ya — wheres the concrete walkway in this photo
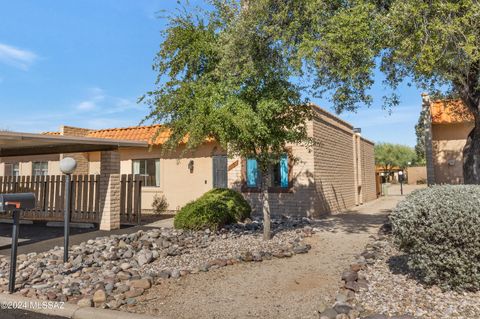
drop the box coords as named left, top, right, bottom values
left=127, top=187, right=424, bottom=319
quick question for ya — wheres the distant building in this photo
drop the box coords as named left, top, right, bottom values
left=423, top=94, right=474, bottom=184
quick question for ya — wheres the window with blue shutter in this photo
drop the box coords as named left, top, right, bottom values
left=280, top=154, right=289, bottom=188
left=246, top=158, right=258, bottom=187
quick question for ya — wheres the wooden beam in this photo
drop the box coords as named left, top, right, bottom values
left=0, top=144, right=118, bottom=157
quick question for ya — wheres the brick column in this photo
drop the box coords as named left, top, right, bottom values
left=99, top=150, right=121, bottom=230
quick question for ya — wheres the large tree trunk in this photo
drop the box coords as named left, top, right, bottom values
left=261, top=171, right=271, bottom=240
left=463, top=119, right=480, bottom=184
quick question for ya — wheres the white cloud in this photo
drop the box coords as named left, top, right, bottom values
left=0, top=43, right=37, bottom=70
left=76, top=101, right=96, bottom=111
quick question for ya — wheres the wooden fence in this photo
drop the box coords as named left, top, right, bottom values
left=0, top=174, right=142, bottom=225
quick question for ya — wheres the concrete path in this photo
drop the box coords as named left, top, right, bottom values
left=128, top=188, right=424, bottom=319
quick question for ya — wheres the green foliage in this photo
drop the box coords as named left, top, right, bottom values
left=142, top=1, right=312, bottom=172
left=374, top=143, right=416, bottom=169
left=244, top=0, right=480, bottom=115
left=390, top=185, right=480, bottom=291
left=173, top=188, right=251, bottom=230
left=152, top=194, right=169, bottom=215
left=414, top=108, right=427, bottom=166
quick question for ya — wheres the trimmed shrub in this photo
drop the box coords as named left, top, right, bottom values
left=174, top=188, right=251, bottom=230
left=390, top=185, right=480, bottom=291
left=152, top=194, right=169, bottom=214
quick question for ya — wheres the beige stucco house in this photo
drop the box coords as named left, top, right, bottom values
left=423, top=94, right=474, bottom=184
left=0, top=105, right=376, bottom=217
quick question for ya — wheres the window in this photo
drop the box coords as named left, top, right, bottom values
left=4, top=163, right=19, bottom=177
left=12, top=163, right=19, bottom=177
left=246, top=154, right=289, bottom=189
left=133, top=159, right=160, bottom=187
left=33, top=162, right=48, bottom=176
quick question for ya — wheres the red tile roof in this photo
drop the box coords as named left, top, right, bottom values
left=85, top=124, right=171, bottom=145
left=430, top=99, right=474, bottom=124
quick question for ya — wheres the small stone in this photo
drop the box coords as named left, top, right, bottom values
left=363, top=315, right=388, bottom=319
left=77, top=297, right=93, bottom=308
left=125, top=288, right=144, bottom=298
left=129, top=279, right=151, bottom=289
left=341, top=270, right=358, bottom=282
left=333, top=304, right=352, bottom=315
left=93, top=289, right=106, bottom=305
left=320, top=308, right=338, bottom=319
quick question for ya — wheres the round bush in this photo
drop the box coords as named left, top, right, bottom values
left=174, top=188, right=251, bottom=230
left=390, top=185, right=480, bottom=291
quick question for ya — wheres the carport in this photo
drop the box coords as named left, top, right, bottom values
left=0, top=131, right=148, bottom=230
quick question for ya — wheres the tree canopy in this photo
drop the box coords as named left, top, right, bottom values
left=374, top=143, right=417, bottom=170
left=142, top=1, right=312, bottom=171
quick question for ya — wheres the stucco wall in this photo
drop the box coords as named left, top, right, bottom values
left=432, top=123, right=472, bottom=184
left=406, top=166, right=427, bottom=185
left=90, top=143, right=226, bottom=211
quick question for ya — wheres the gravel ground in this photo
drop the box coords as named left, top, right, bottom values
left=357, top=238, right=480, bottom=319
left=123, top=196, right=402, bottom=319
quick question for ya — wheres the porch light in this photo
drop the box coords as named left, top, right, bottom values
left=60, top=157, right=77, bottom=263
left=188, top=160, right=194, bottom=173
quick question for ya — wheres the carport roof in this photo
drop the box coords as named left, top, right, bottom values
left=0, top=131, right=148, bottom=157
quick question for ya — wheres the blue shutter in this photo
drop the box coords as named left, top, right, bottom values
left=246, top=159, right=258, bottom=187
left=280, top=154, right=289, bottom=188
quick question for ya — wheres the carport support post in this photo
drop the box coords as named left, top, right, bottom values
left=8, top=210, right=20, bottom=293
left=99, top=150, right=121, bottom=231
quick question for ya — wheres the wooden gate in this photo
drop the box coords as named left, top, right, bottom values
left=0, top=175, right=100, bottom=222
left=0, top=174, right=142, bottom=225
left=119, top=174, right=142, bottom=224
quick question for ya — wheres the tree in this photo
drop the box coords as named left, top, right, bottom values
left=374, top=143, right=416, bottom=180
left=414, top=110, right=426, bottom=166
left=246, top=0, right=480, bottom=184
left=142, top=2, right=311, bottom=239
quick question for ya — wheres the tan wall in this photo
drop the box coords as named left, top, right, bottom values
left=312, top=108, right=356, bottom=215
left=432, top=123, right=473, bottom=184
left=0, top=154, right=61, bottom=176
left=228, top=134, right=317, bottom=217
left=360, top=138, right=376, bottom=202
left=228, top=106, right=376, bottom=218
left=406, top=166, right=427, bottom=185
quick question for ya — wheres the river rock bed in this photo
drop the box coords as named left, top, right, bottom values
left=356, top=237, right=480, bottom=319
left=0, top=217, right=313, bottom=310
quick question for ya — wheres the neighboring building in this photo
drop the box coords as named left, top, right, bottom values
left=0, top=105, right=376, bottom=217
left=423, top=95, right=474, bottom=184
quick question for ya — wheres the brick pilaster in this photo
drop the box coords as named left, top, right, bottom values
left=99, top=150, right=121, bottom=230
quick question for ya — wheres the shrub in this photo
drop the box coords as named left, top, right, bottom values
left=390, top=185, right=480, bottom=291
left=152, top=194, right=168, bottom=214
left=174, top=188, right=251, bottom=230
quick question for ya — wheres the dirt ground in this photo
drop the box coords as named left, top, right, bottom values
left=129, top=186, right=423, bottom=319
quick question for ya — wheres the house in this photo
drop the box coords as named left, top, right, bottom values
left=422, top=94, right=474, bottom=184
left=0, top=105, right=377, bottom=217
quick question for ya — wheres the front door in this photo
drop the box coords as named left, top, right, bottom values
left=213, top=155, right=228, bottom=188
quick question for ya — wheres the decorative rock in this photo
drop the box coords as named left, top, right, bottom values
left=333, top=304, right=352, bottom=315
left=341, top=270, right=358, bottom=282
left=125, top=288, right=144, bottom=298
left=129, top=279, right=151, bottom=289
left=77, top=297, right=93, bottom=308
left=92, top=289, right=106, bottom=305
left=320, top=308, right=338, bottom=319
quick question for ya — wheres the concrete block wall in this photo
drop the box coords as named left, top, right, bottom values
left=360, top=138, right=376, bottom=202
left=312, top=108, right=356, bottom=215
left=99, top=151, right=121, bottom=230
left=60, top=126, right=92, bottom=175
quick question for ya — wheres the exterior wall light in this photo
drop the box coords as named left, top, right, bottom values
left=188, top=160, right=194, bottom=173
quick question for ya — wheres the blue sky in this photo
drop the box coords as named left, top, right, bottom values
left=0, top=1, right=423, bottom=146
